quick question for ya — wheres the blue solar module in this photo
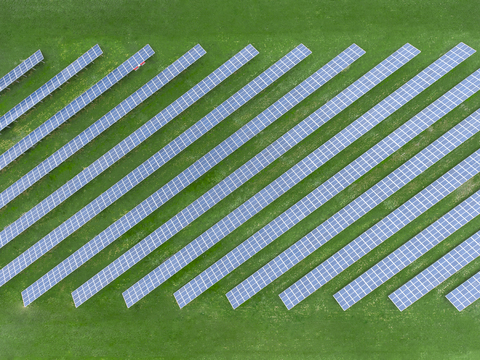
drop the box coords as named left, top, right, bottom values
left=0, top=50, right=44, bottom=93
left=41, top=43, right=358, bottom=308
left=126, top=44, right=480, bottom=308
left=165, top=45, right=423, bottom=309
left=0, top=45, right=205, bottom=210
left=389, top=230, right=480, bottom=311
left=0, top=45, right=154, bottom=172
left=44, top=45, right=307, bottom=307
left=279, top=112, right=480, bottom=310
left=447, top=270, right=480, bottom=311
left=336, top=186, right=480, bottom=311
left=71, top=44, right=365, bottom=307
left=0, top=45, right=253, bottom=249
left=175, top=67, right=480, bottom=309
left=0, top=44, right=257, bottom=293
left=17, top=45, right=300, bottom=306
left=0, top=45, right=102, bottom=132
left=230, top=110, right=480, bottom=309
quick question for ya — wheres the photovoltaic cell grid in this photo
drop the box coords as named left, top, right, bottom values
left=72, top=44, right=362, bottom=307
left=0, top=45, right=205, bottom=210
left=0, top=45, right=255, bottom=250
left=175, top=66, right=480, bottom=309
left=0, top=45, right=155, bottom=172
left=281, top=111, right=480, bottom=310
left=0, top=50, right=44, bottom=92
left=126, top=43, right=468, bottom=307
left=24, top=43, right=306, bottom=306
left=0, top=45, right=102, bottom=132
left=168, top=45, right=420, bottom=308
left=447, top=269, right=480, bottom=311
left=334, top=150, right=480, bottom=311
left=229, top=109, right=480, bottom=309
left=18, top=44, right=268, bottom=306
left=190, top=44, right=472, bottom=308
left=389, top=230, right=480, bottom=311
left=0, top=46, right=205, bottom=288
left=339, top=185, right=480, bottom=311
left=0, top=45, right=254, bottom=290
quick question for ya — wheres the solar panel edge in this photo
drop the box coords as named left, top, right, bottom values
left=0, top=45, right=205, bottom=211
left=0, top=44, right=155, bottom=171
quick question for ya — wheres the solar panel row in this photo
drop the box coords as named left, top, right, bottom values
left=229, top=108, right=480, bottom=309
left=19, top=45, right=276, bottom=306
left=71, top=44, right=364, bottom=307
left=0, top=45, right=205, bottom=210
left=0, top=45, right=254, bottom=249
left=279, top=110, right=480, bottom=309
left=60, top=44, right=310, bottom=307
left=0, top=45, right=205, bottom=285
left=0, top=50, right=44, bottom=93
left=447, top=268, right=480, bottom=311
left=339, top=181, right=480, bottom=311
left=389, top=229, right=480, bottom=311
left=0, top=44, right=256, bottom=289
left=53, top=43, right=358, bottom=308
left=0, top=45, right=155, bottom=172
left=75, top=43, right=378, bottom=307
left=127, top=44, right=478, bottom=308
left=176, top=67, right=480, bottom=309
left=165, top=45, right=421, bottom=309
left=335, top=149, right=480, bottom=311
left=0, top=45, right=102, bottom=132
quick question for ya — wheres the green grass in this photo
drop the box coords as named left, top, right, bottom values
left=1, top=0, right=480, bottom=358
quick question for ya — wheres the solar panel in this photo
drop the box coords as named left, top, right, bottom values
left=16, top=45, right=284, bottom=306
left=338, top=150, right=480, bottom=311
left=0, top=44, right=257, bottom=292
left=0, top=45, right=155, bottom=172
left=0, top=50, right=44, bottom=93
left=126, top=44, right=480, bottom=308
left=26, top=44, right=306, bottom=307
left=0, top=45, right=254, bottom=249
left=168, top=44, right=472, bottom=309
left=231, top=110, right=480, bottom=309
left=164, top=45, right=423, bottom=309
left=0, top=45, right=102, bottom=132
left=280, top=111, right=480, bottom=310
left=25, top=43, right=356, bottom=307
left=176, top=67, right=480, bottom=309
left=337, top=186, right=480, bottom=311
left=389, top=230, right=480, bottom=311
left=74, top=45, right=369, bottom=308
left=447, top=269, right=480, bottom=311
left=70, top=44, right=376, bottom=307
left=0, top=45, right=205, bottom=210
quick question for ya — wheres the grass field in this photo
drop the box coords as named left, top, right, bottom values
left=1, top=0, right=480, bottom=358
